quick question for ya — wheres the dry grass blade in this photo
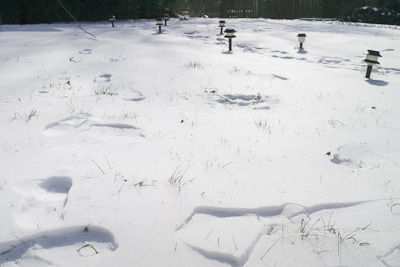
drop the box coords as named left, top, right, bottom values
left=77, top=244, right=98, bottom=254
left=260, top=238, right=281, bottom=260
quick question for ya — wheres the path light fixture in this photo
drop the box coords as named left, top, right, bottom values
left=364, top=50, right=382, bottom=79
left=224, top=28, right=236, bottom=52
left=156, top=18, right=163, bottom=34
left=297, top=33, right=307, bottom=49
left=163, top=14, right=170, bottom=26
left=108, top=15, right=116, bottom=27
left=219, top=20, right=226, bottom=35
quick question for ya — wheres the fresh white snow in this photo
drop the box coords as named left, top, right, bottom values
left=0, top=18, right=399, bottom=266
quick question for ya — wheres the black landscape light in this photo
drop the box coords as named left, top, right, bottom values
left=365, top=50, right=382, bottom=79
left=297, top=33, right=307, bottom=49
left=163, top=14, right=170, bottom=26
left=219, top=20, right=226, bottom=35
left=108, top=15, right=116, bottom=27
left=156, top=18, right=163, bottom=33
left=224, top=28, right=236, bottom=52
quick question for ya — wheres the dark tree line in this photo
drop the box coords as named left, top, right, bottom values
left=187, top=0, right=399, bottom=24
left=320, top=0, right=399, bottom=17
left=189, top=0, right=399, bottom=19
left=0, top=0, right=185, bottom=24
left=1, top=0, right=399, bottom=24
left=321, top=0, right=400, bottom=24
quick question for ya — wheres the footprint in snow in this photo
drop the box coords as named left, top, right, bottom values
left=0, top=225, right=118, bottom=265
left=94, top=73, right=112, bottom=83
left=177, top=201, right=387, bottom=267
left=79, top=49, right=92, bottom=55
left=330, top=143, right=400, bottom=170
left=43, top=114, right=90, bottom=135
left=122, top=90, right=145, bottom=102
left=44, top=114, right=144, bottom=137
left=13, top=176, right=73, bottom=228
left=236, top=44, right=264, bottom=54
left=215, top=93, right=277, bottom=109
left=318, top=56, right=343, bottom=65
left=219, top=94, right=263, bottom=106
left=102, top=57, right=118, bottom=63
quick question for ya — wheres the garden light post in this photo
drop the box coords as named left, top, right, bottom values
left=219, top=20, right=226, bottom=35
left=163, top=14, right=169, bottom=26
left=297, top=33, right=307, bottom=49
left=156, top=18, right=163, bottom=34
left=224, top=28, right=236, bottom=52
left=108, top=15, right=116, bottom=27
left=364, top=50, right=381, bottom=79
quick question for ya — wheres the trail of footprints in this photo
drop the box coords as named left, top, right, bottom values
left=43, top=47, right=146, bottom=137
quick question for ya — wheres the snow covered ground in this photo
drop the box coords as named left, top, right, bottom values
left=0, top=18, right=399, bottom=266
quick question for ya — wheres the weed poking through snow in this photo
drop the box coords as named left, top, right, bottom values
left=169, top=163, right=195, bottom=191
left=185, top=61, right=203, bottom=68
left=94, top=85, right=118, bottom=96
